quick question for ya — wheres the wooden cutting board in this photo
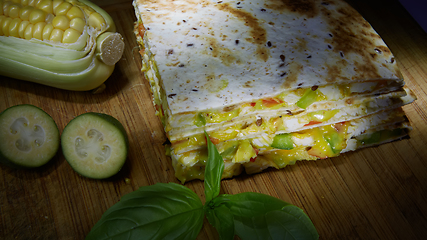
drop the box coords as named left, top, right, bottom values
left=1, top=0, right=426, bottom=239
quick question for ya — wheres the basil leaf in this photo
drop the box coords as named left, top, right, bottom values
left=213, top=192, right=319, bottom=240
left=86, top=183, right=204, bottom=240
left=205, top=202, right=235, bottom=240
left=265, top=206, right=319, bottom=240
left=214, top=192, right=291, bottom=215
left=204, top=131, right=224, bottom=203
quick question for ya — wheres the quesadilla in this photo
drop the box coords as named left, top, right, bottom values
left=132, top=0, right=416, bottom=183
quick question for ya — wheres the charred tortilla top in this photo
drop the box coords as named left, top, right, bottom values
left=134, top=0, right=402, bottom=114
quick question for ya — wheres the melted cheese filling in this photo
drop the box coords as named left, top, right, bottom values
left=172, top=123, right=409, bottom=183
left=170, top=91, right=407, bottom=154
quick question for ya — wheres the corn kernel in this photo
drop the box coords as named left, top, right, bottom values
left=66, top=6, right=84, bottom=20
left=0, top=16, right=6, bottom=35
left=62, top=27, right=80, bottom=43
left=88, top=12, right=105, bottom=30
left=69, top=16, right=84, bottom=33
left=49, top=27, right=63, bottom=42
left=24, top=23, right=33, bottom=39
left=32, top=21, right=46, bottom=39
left=54, top=1, right=71, bottom=16
left=21, top=0, right=30, bottom=6
left=0, top=2, right=3, bottom=16
left=19, top=5, right=34, bottom=21
left=52, top=15, right=69, bottom=31
left=10, top=0, right=21, bottom=4
left=29, top=8, right=46, bottom=24
left=9, top=18, right=22, bottom=37
left=45, top=12, right=54, bottom=23
left=18, top=20, right=30, bottom=38
left=42, top=22, right=53, bottom=40
left=28, top=0, right=42, bottom=7
left=1, top=17, right=11, bottom=36
left=8, top=3, right=21, bottom=18
left=3, top=1, right=11, bottom=17
left=36, top=0, right=53, bottom=14
left=80, top=6, right=95, bottom=18
left=52, top=0, right=63, bottom=12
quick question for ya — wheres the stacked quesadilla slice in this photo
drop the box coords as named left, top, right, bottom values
left=133, top=0, right=416, bottom=182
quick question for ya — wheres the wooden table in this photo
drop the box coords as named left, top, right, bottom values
left=1, top=0, right=426, bottom=239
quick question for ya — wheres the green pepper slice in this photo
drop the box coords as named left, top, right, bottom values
left=296, top=88, right=318, bottom=109
left=194, top=113, right=206, bottom=127
left=358, top=132, right=382, bottom=145
left=271, top=133, right=294, bottom=150
left=323, top=131, right=343, bottom=154
left=357, top=128, right=407, bottom=146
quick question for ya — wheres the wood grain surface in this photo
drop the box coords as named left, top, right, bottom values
left=1, top=0, right=426, bottom=239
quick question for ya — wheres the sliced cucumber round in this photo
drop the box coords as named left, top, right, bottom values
left=0, top=104, right=60, bottom=168
left=61, top=112, right=128, bottom=179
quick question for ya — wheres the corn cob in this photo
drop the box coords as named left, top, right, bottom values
left=0, top=0, right=124, bottom=91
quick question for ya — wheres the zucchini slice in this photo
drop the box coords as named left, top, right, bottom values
left=0, top=104, right=60, bottom=168
left=61, top=112, right=128, bottom=179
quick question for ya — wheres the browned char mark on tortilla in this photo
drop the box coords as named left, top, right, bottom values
left=282, top=62, right=304, bottom=89
left=216, top=2, right=270, bottom=62
left=264, top=0, right=320, bottom=18
left=322, top=0, right=396, bottom=82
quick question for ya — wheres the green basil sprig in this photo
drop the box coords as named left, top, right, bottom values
left=204, top=132, right=224, bottom=203
left=86, top=131, right=319, bottom=240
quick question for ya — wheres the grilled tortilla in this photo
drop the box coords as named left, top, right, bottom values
left=133, top=0, right=416, bottom=182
